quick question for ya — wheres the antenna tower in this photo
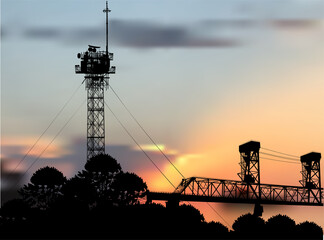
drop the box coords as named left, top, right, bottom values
left=75, top=1, right=115, bottom=160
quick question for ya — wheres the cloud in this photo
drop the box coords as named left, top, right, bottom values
left=109, top=20, right=240, bottom=48
left=18, top=18, right=321, bottom=49
left=1, top=27, right=8, bottom=39
left=1, top=137, right=180, bottom=181
left=1, top=137, right=69, bottom=159
left=24, top=28, right=62, bottom=39
left=1, top=136, right=194, bottom=195
left=199, top=19, right=257, bottom=28
left=133, top=144, right=166, bottom=152
left=269, top=19, right=321, bottom=30
left=18, top=19, right=240, bottom=48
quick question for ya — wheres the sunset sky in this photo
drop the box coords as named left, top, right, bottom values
left=1, top=0, right=324, bottom=229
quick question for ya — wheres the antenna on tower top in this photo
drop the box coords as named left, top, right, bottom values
left=103, top=1, right=111, bottom=55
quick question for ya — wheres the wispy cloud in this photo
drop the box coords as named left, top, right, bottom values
left=24, top=28, right=62, bottom=39
left=109, top=20, right=240, bottom=48
left=269, top=19, right=321, bottom=29
left=1, top=136, right=198, bottom=194
left=1, top=137, right=69, bottom=159
left=8, top=18, right=321, bottom=49
left=7, top=19, right=241, bottom=48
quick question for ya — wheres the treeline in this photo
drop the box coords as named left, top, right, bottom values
left=0, top=154, right=322, bottom=239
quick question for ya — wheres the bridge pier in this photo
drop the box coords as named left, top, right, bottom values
left=253, top=203, right=263, bottom=217
left=166, top=198, right=180, bottom=208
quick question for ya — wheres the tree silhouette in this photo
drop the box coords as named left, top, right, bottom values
left=206, top=221, right=229, bottom=234
left=265, top=214, right=296, bottom=235
left=48, top=179, right=92, bottom=234
left=296, top=221, right=323, bottom=238
left=29, top=166, right=66, bottom=185
left=84, top=154, right=121, bottom=174
left=232, top=213, right=265, bottom=234
left=61, top=176, right=97, bottom=206
left=79, top=154, right=122, bottom=203
left=166, top=203, right=205, bottom=234
left=111, top=172, right=147, bottom=206
left=0, top=199, right=30, bottom=221
left=18, top=166, right=66, bottom=210
left=178, top=204, right=205, bottom=224
left=2, top=153, right=323, bottom=239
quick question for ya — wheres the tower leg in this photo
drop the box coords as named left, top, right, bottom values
left=87, top=77, right=106, bottom=160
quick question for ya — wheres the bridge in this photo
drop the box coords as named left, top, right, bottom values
left=147, top=141, right=322, bottom=216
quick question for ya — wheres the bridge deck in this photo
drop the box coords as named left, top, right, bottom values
left=147, top=191, right=323, bottom=206
left=147, top=177, right=323, bottom=206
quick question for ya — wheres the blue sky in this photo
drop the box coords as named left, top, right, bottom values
left=1, top=0, right=324, bottom=227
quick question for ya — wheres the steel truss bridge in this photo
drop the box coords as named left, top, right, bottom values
left=147, top=141, right=322, bottom=216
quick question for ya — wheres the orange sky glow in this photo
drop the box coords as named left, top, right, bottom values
left=2, top=0, right=323, bottom=231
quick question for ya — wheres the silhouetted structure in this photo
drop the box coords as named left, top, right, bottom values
left=147, top=141, right=323, bottom=216
left=75, top=1, right=115, bottom=161
left=300, top=152, right=321, bottom=203
left=0, top=153, right=322, bottom=239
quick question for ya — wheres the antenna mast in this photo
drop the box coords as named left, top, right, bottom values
left=103, top=1, right=110, bottom=54
left=75, top=2, right=116, bottom=161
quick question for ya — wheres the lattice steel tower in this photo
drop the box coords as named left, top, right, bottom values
left=300, top=152, right=322, bottom=203
left=75, top=1, right=115, bottom=160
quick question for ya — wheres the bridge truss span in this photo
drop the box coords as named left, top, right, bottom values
left=146, top=141, right=322, bottom=216
left=170, top=177, right=323, bottom=206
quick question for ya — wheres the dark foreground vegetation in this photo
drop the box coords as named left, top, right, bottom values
left=1, top=154, right=322, bottom=239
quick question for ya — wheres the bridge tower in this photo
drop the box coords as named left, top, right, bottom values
left=300, top=152, right=321, bottom=203
left=75, top=1, right=115, bottom=160
left=238, top=141, right=262, bottom=216
left=238, top=141, right=261, bottom=185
